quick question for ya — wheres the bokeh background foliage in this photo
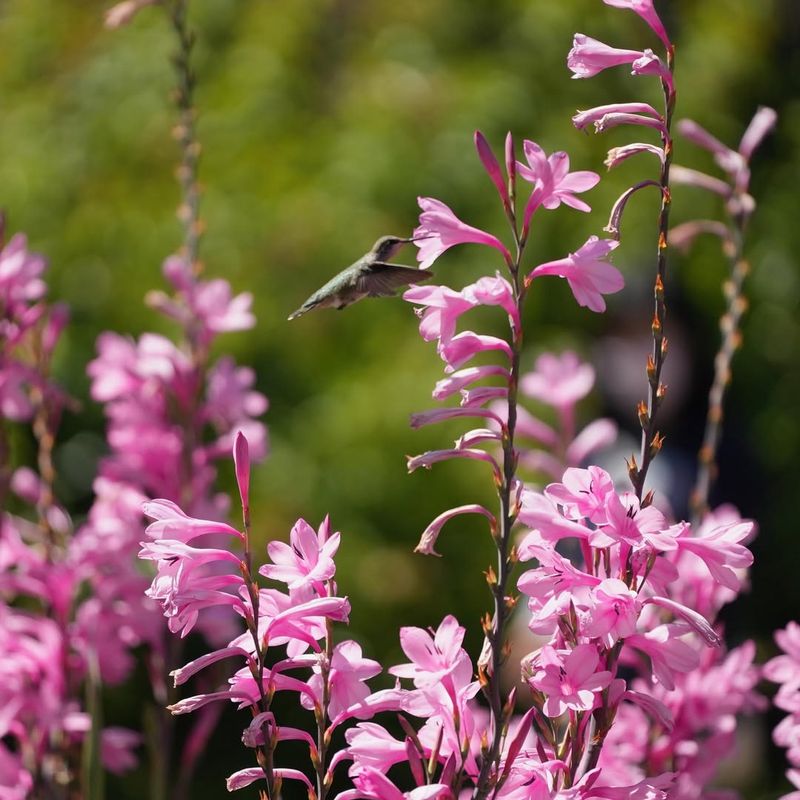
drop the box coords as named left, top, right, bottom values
left=0, top=0, right=798, bottom=796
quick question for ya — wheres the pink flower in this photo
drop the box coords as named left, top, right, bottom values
left=572, top=102, right=663, bottom=131
left=390, top=615, right=472, bottom=693
left=403, top=284, right=476, bottom=344
left=413, top=197, right=511, bottom=269
left=520, top=351, right=595, bottom=409
left=631, top=50, right=674, bottom=94
left=415, top=504, right=496, bottom=557
left=302, top=640, right=381, bottom=720
left=348, top=768, right=451, bottom=800
left=603, top=0, right=671, bottom=49
left=545, top=465, right=616, bottom=525
left=527, top=236, right=623, bottom=313
left=530, top=644, right=612, bottom=717
left=584, top=579, right=641, bottom=646
left=439, top=331, right=513, bottom=371
left=518, top=141, right=599, bottom=229
left=344, top=723, right=408, bottom=775
left=675, top=518, right=753, bottom=591
left=567, top=34, right=642, bottom=79
left=260, top=517, right=340, bottom=602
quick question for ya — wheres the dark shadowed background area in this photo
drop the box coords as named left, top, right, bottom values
left=0, top=0, right=798, bottom=797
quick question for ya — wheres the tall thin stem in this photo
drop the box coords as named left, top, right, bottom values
left=630, top=49, right=676, bottom=503
left=474, top=240, right=525, bottom=800
left=170, top=0, right=203, bottom=274
left=690, top=223, right=748, bottom=523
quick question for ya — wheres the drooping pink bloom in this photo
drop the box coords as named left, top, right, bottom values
left=415, top=504, right=496, bottom=557
left=567, top=34, right=643, bottom=79
left=604, top=142, right=665, bottom=169
left=631, top=50, right=674, bottom=93
left=529, top=644, right=612, bottom=717
left=527, top=236, right=623, bottom=313
left=602, top=0, right=671, bottom=49
left=260, top=517, right=340, bottom=603
left=413, top=197, right=511, bottom=269
left=572, top=102, right=663, bottom=131
left=439, top=331, right=513, bottom=372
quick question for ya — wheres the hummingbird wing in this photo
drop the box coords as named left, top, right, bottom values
left=357, top=264, right=432, bottom=297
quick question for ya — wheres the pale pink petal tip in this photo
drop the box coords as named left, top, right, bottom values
left=233, top=431, right=250, bottom=512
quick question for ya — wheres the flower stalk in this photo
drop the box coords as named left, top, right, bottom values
left=630, top=47, right=676, bottom=502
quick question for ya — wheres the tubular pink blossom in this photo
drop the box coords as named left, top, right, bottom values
left=645, top=596, right=721, bottom=646
left=432, top=365, right=509, bottom=400
left=474, top=130, right=509, bottom=206
left=439, top=331, right=513, bottom=371
left=605, top=142, right=665, bottom=169
left=527, top=236, right=623, bottom=313
left=739, top=106, right=778, bottom=160
left=464, top=273, right=519, bottom=327
left=170, top=646, right=248, bottom=686
left=593, top=112, right=668, bottom=136
left=676, top=119, right=743, bottom=175
left=410, top=406, right=505, bottom=430
left=403, top=284, right=476, bottom=344
left=142, top=499, right=243, bottom=541
left=168, top=690, right=253, bottom=715
left=605, top=180, right=664, bottom=237
left=623, top=689, right=674, bottom=731
left=603, top=0, right=672, bottom=50
left=226, top=767, right=313, bottom=792
left=631, top=50, right=674, bottom=93
left=568, top=34, right=642, bottom=79
left=456, top=428, right=502, bottom=448
left=460, top=386, right=507, bottom=407
left=407, top=448, right=502, bottom=482
left=669, top=220, right=729, bottom=253
left=572, top=102, right=663, bottom=130
left=413, top=197, right=512, bottom=269
left=241, top=712, right=317, bottom=749
left=415, top=504, right=497, bottom=556
left=670, top=166, right=732, bottom=197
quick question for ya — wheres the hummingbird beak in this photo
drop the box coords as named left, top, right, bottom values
left=406, top=234, right=435, bottom=243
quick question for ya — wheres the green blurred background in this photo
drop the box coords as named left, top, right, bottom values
left=1, top=0, right=798, bottom=796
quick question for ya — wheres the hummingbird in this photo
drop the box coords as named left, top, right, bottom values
left=288, top=235, right=432, bottom=320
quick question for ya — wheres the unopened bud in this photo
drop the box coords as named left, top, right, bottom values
left=637, top=401, right=649, bottom=430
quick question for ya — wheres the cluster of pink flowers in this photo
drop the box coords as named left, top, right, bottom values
left=1, top=0, right=790, bottom=797
left=765, top=623, right=800, bottom=799
left=0, top=233, right=143, bottom=795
